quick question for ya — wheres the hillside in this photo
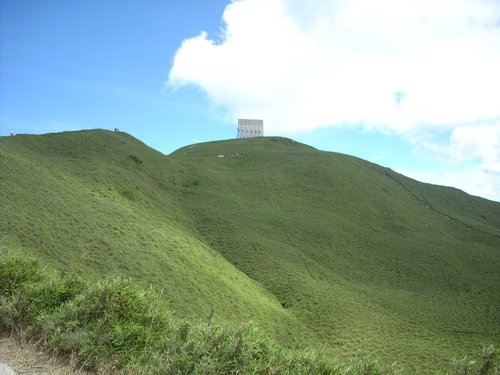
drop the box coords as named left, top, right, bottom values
left=0, top=130, right=304, bottom=342
left=1, top=130, right=499, bottom=373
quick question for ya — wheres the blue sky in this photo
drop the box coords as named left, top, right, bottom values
left=1, top=0, right=499, bottom=201
left=1, top=0, right=229, bottom=150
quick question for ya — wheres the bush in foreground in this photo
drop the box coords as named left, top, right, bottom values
left=0, top=256, right=496, bottom=375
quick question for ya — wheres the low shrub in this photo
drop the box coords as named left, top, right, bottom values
left=1, top=256, right=496, bottom=374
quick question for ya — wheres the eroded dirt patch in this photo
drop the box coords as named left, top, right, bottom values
left=0, top=334, right=90, bottom=375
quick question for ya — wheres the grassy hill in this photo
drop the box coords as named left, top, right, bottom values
left=1, top=130, right=499, bottom=373
left=0, top=131, right=304, bottom=342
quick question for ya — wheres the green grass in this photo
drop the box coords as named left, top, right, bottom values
left=1, top=130, right=499, bottom=373
left=1, top=255, right=497, bottom=375
left=0, top=131, right=304, bottom=344
left=0, top=255, right=407, bottom=374
left=170, top=137, right=500, bottom=372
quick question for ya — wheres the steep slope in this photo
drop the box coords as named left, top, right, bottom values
left=0, top=130, right=306, bottom=343
left=171, top=137, right=500, bottom=372
left=1, top=130, right=499, bottom=373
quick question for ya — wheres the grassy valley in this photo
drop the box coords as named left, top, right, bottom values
left=1, top=130, right=499, bottom=373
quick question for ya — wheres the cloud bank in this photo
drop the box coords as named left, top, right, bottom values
left=168, top=0, right=500, bottom=200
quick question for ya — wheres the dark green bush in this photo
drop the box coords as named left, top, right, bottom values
left=0, top=257, right=44, bottom=297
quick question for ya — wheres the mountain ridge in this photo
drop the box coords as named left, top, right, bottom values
left=1, top=129, right=499, bottom=373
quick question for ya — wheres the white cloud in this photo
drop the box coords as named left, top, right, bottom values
left=168, top=0, right=500, bottom=133
left=449, top=124, right=500, bottom=168
left=415, top=122, right=500, bottom=198
left=419, top=122, right=500, bottom=161
left=168, top=0, right=500, bottom=200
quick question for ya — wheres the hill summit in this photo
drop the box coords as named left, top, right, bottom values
left=1, top=129, right=499, bottom=373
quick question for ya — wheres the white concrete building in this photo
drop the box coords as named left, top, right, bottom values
left=237, top=119, right=263, bottom=138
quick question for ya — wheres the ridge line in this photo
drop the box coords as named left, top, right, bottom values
left=384, top=170, right=500, bottom=240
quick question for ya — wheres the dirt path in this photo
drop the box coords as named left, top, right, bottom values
left=0, top=334, right=90, bottom=375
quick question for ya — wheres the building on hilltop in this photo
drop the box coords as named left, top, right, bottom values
left=237, top=119, right=263, bottom=138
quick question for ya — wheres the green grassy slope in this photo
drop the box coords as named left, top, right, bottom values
left=2, top=256, right=411, bottom=375
left=1, top=130, right=499, bottom=373
left=171, top=137, right=500, bottom=372
left=0, top=130, right=305, bottom=343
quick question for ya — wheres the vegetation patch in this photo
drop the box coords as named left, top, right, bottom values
left=127, top=154, right=143, bottom=165
left=0, top=256, right=414, bottom=374
left=1, top=256, right=497, bottom=374
left=1, top=130, right=499, bottom=373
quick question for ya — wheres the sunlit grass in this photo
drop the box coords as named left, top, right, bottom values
left=1, top=130, right=499, bottom=373
left=2, top=256, right=497, bottom=375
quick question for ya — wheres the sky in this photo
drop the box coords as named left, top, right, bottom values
left=1, top=0, right=500, bottom=202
